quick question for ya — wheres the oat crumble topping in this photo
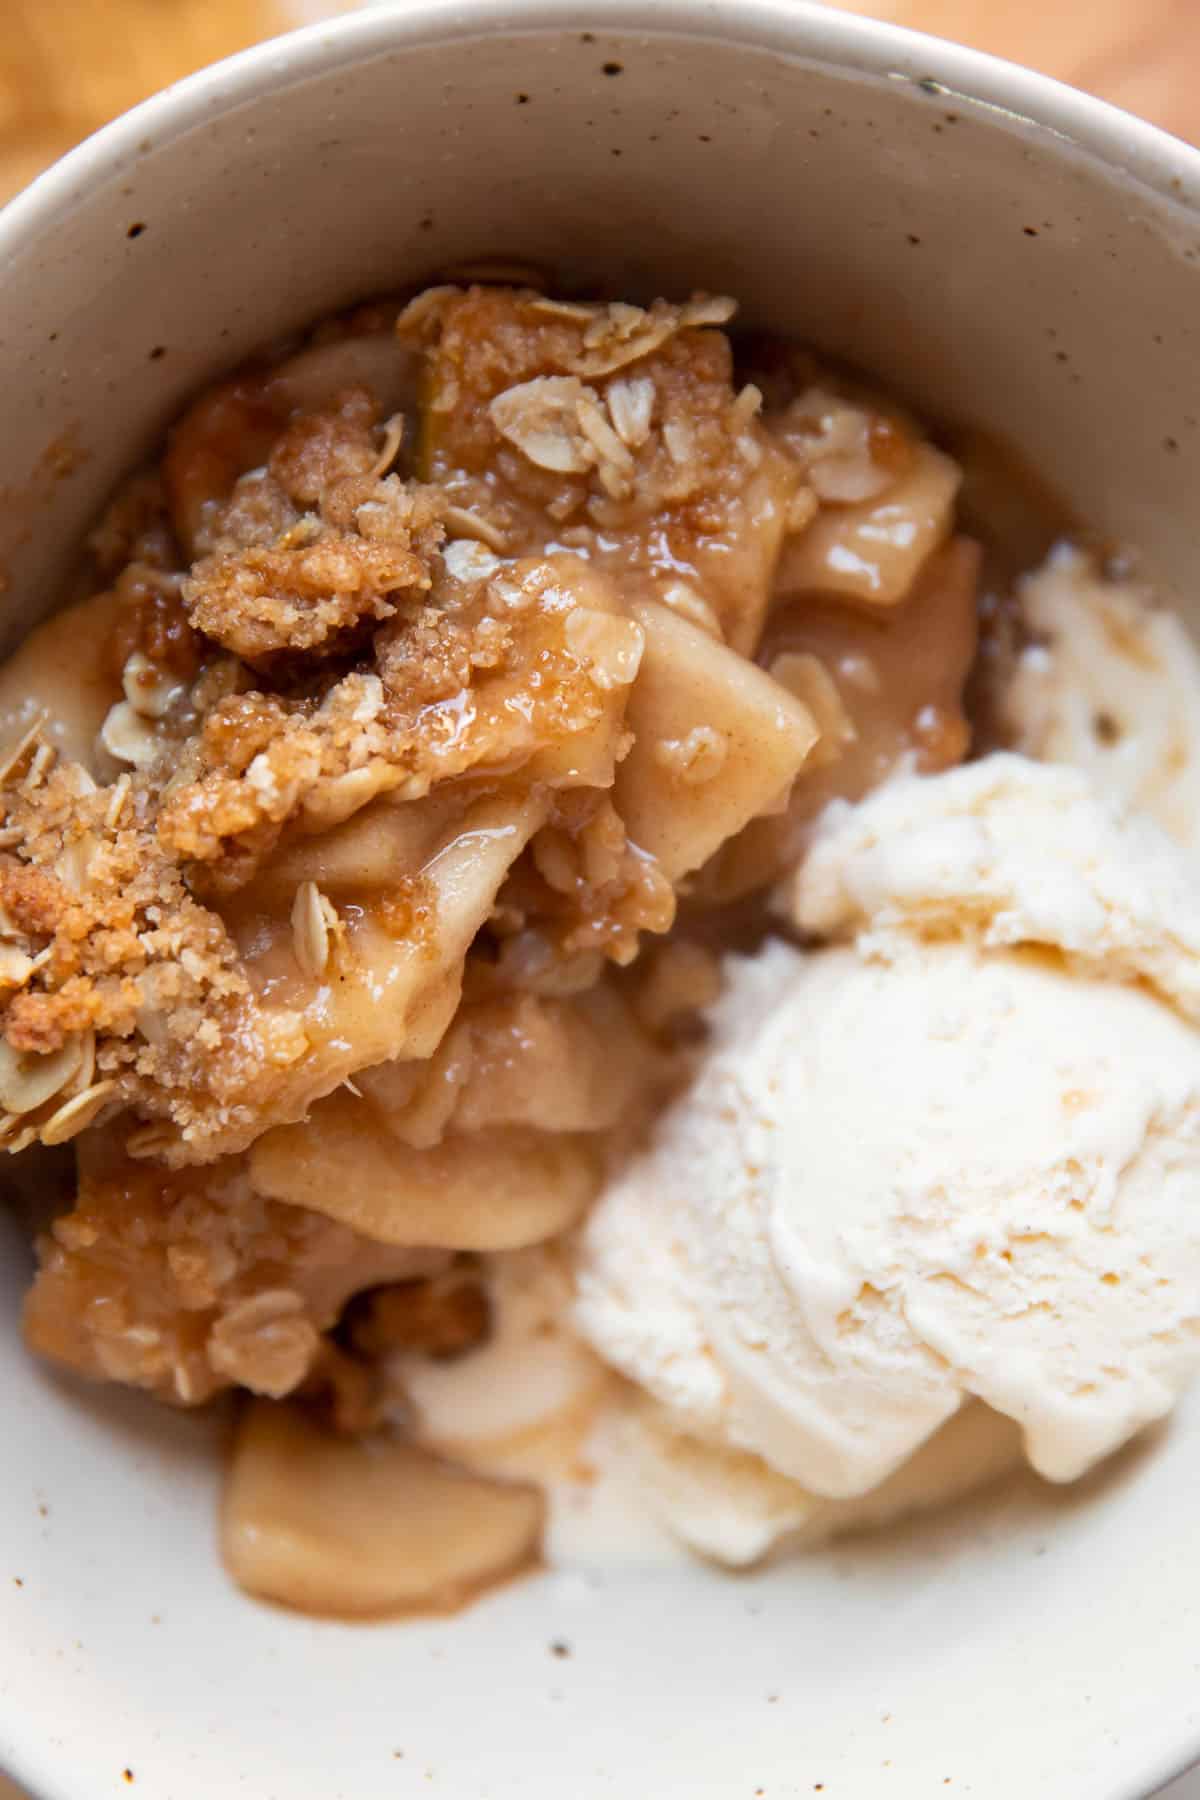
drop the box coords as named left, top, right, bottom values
left=0, top=282, right=985, bottom=1605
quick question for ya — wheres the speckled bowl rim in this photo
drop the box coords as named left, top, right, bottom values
left=2, top=0, right=1199, bottom=257
left=2, top=5, right=1200, bottom=1798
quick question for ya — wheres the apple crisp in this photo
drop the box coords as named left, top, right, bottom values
left=0, top=282, right=983, bottom=1613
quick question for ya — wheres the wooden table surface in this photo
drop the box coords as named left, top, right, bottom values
left=1, top=3, right=1199, bottom=1798
left=2, top=0, right=1200, bottom=206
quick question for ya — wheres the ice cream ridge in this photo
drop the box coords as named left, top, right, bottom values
left=573, top=753, right=1200, bottom=1561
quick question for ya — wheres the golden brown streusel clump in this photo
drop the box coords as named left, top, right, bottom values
left=408, top=287, right=799, bottom=654
left=24, top=1127, right=442, bottom=1405
left=157, top=551, right=635, bottom=891
left=0, top=747, right=263, bottom=1154
left=183, top=390, right=446, bottom=665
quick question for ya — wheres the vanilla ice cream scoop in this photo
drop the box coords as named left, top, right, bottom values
left=620, top=1396, right=1025, bottom=1566
left=1007, top=545, right=1200, bottom=871
left=574, top=756, right=1200, bottom=1519
left=789, top=751, right=1200, bottom=1018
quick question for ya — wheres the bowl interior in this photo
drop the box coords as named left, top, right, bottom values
left=2, top=6, right=1200, bottom=1798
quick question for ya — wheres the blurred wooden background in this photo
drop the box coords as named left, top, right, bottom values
left=0, top=0, right=1198, bottom=1796
left=2, top=0, right=1200, bottom=205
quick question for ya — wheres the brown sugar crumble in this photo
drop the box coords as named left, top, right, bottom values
left=0, top=278, right=988, bottom=1616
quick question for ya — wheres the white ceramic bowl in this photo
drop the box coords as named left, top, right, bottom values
left=3, top=5, right=1200, bottom=1796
